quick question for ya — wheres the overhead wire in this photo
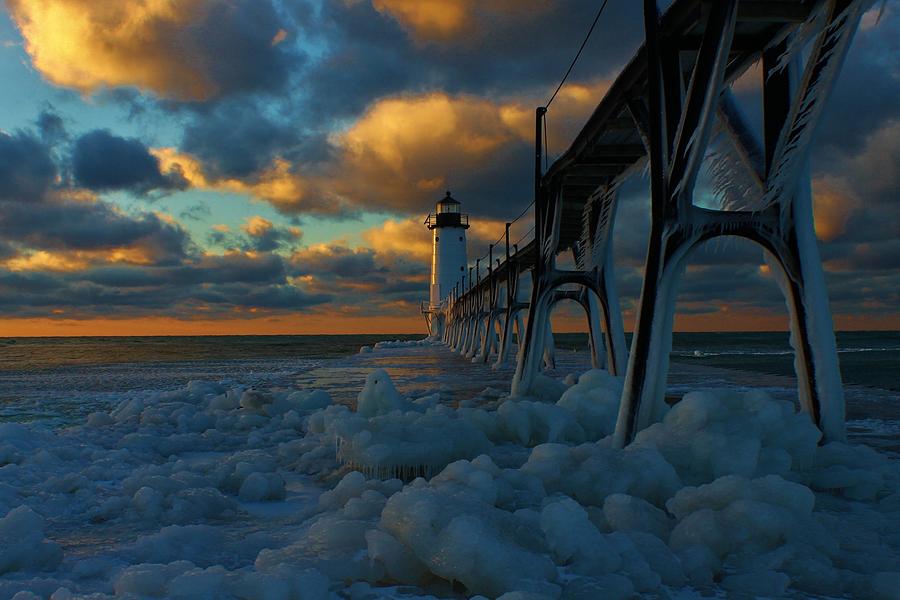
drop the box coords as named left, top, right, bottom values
left=455, top=0, right=611, bottom=296
left=545, top=0, right=610, bottom=109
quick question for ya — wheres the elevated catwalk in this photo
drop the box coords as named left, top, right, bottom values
left=427, top=0, right=869, bottom=447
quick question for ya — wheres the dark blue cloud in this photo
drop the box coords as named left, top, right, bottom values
left=293, top=0, right=644, bottom=120
left=36, top=110, right=67, bottom=144
left=291, top=245, right=384, bottom=279
left=191, top=0, right=301, bottom=99
left=0, top=130, right=57, bottom=202
left=0, top=255, right=332, bottom=318
left=0, top=198, right=193, bottom=264
left=72, top=130, right=186, bottom=194
left=181, top=104, right=305, bottom=179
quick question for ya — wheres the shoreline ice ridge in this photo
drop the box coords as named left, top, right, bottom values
left=0, top=342, right=898, bottom=599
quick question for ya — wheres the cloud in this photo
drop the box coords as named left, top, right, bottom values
left=0, top=130, right=57, bottom=201
left=242, top=216, right=302, bottom=252
left=370, top=0, right=550, bottom=42
left=320, top=84, right=609, bottom=215
left=291, top=244, right=383, bottom=279
left=0, top=251, right=332, bottom=318
left=294, top=0, right=641, bottom=122
left=0, top=199, right=194, bottom=266
left=152, top=147, right=350, bottom=216
left=72, top=130, right=187, bottom=194
left=7, top=0, right=298, bottom=101
left=35, top=109, right=67, bottom=143
left=1, top=129, right=193, bottom=267
left=812, top=177, right=859, bottom=242
left=180, top=103, right=314, bottom=179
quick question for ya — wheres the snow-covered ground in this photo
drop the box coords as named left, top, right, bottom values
left=1, top=340, right=899, bottom=599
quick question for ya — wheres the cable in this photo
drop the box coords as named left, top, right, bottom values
left=545, top=0, right=610, bottom=109
left=514, top=225, right=536, bottom=248
left=510, top=200, right=535, bottom=224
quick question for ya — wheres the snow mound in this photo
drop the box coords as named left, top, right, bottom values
left=356, top=369, right=413, bottom=417
left=455, top=370, right=624, bottom=447
left=633, top=388, right=821, bottom=484
left=113, top=560, right=330, bottom=599
left=0, top=506, right=62, bottom=574
left=1, top=352, right=899, bottom=600
left=310, top=403, right=492, bottom=480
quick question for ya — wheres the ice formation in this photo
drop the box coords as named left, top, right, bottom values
left=1, top=343, right=899, bottom=599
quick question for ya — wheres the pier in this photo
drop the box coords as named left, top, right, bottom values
left=424, top=0, right=868, bottom=447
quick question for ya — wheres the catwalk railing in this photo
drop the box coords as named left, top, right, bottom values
left=426, top=0, right=869, bottom=448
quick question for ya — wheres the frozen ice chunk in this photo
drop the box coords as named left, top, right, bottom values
left=633, top=389, right=821, bottom=484
left=356, top=369, right=413, bottom=417
left=287, top=390, right=333, bottom=413
left=667, top=474, right=836, bottom=585
left=811, top=442, right=891, bottom=500
left=555, top=369, right=623, bottom=440
left=496, top=400, right=585, bottom=446
left=130, top=525, right=226, bottom=566
left=319, top=471, right=368, bottom=511
left=380, top=471, right=560, bottom=597
left=113, top=562, right=193, bottom=597
left=365, top=529, right=428, bottom=584
left=239, top=472, right=286, bottom=502
left=320, top=403, right=491, bottom=480
left=86, top=411, right=114, bottom=427
left=0, top=506, right=62, bottom=574
left=239, top=389, right=272, bottom=412
left=602, top=493, right=671, bottom=539
left=523, top=442, right=681, bottom=507
left=540, top=497, right=621, bottom=575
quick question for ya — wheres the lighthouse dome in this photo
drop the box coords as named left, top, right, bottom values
left=427, top=190, right=469, bottom=230
left=436, top=190, right=460, bottom=213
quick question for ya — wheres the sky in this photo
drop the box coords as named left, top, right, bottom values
left=0, top=0, right=897, bottom=336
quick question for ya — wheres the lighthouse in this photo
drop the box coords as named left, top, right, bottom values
left=426, top=191, right=469, bottom=309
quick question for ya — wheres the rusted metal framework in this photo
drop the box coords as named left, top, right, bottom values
left=433, top=0, right=867, bottom=446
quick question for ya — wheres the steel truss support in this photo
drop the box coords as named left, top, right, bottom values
left=511, top=176, right=629, bottom=395
left=614, top=0, right=862, bottom=447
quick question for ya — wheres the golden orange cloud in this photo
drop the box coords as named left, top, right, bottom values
left=359, top=215, right=513, bottom=266
left=7, top=0, right=224, bottom=100
left=243, top=216, right=274, bottom=236
left=371, top=0, right=549, bottom=42
left=812, top=176, right=858, bottom=242
left=328, top=83, right=610, bottom=212
left=3, top=245, right=158, bottom=273
left=361, top=218, right=433, bottom=261
left=152, top=148, right=320, bottom=213
left=138, top=80, right=613, bottom=217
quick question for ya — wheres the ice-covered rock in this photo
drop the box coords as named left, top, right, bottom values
left=380, top=461, right=560, bottom=598
left=356, top=369, right=413, bottom=417
left=633, top=388, right=821, bottom=484
left=555, top=369, right=623, bottom=440
left=0, top=506, right=62, bottom=574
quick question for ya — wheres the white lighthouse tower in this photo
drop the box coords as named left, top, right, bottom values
left=423, top=191, right=469, bottom=335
